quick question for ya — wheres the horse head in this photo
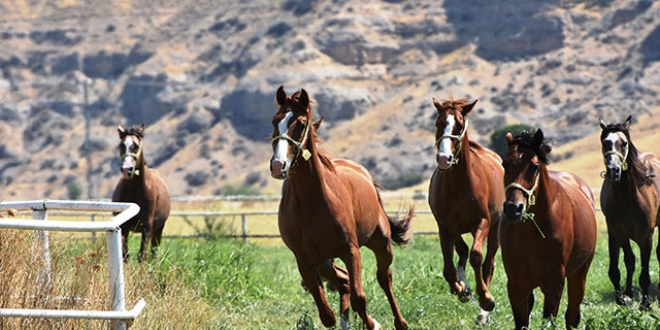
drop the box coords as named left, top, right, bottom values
left=117, top=123, right=145, bottom=179
left=270, top=85, right=314, bottom=179
left=502, top=129, right=551, bottom=223
left=599, top=116, right=632, bottom=182
left=431, top=97, right=476, bottom=170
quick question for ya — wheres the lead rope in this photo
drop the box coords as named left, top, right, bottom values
left=504, top=173, right=546, bottom=238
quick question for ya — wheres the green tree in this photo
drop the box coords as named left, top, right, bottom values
left=67, top=180, right=82, bottom=200
left=489, top=124, right=535, bottom=158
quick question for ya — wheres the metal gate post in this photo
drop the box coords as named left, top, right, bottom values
left=107, top=229, right=127, bottom=330
left=32, top=206, right=52, bottom=291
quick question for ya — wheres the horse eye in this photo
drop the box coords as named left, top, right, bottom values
left=621, top=140, right=628, bottom=148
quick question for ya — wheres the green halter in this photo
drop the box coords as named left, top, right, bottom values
left=602, top=147, right=629, bottom=171
left=271, top=121, right=312, bottom=162
left=435, top=117, right=469, bottom=166
left=504, top=172, right=546, bottom=238
left=121, top=140, right=143, bottom=177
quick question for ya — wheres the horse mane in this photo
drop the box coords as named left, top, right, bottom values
left=510, top=131, right=550, bottom=165
left=600, top=123, right=650, bottom=184
left=120, top=125, right=145, bottom=139
left=312, top=126, right=335, bottom=172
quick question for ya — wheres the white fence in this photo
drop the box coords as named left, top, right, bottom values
left=0, top=200, right=146, bottom=330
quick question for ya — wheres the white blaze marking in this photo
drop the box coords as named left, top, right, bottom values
left=604, top=132, right=624, bottom=166
left=437, top=114, right=455, bottom=156
left=273, top=111, right=294, bottom=165
left=122, top=137, right=136, bottom=169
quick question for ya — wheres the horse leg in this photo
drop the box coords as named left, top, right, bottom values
left=368, top=234, right=407, bottom=330
left=638, top=237, right=653, bottom=310
left=540, top=269, right=565, bottom=322
left=317, top=260, right=350, bottom=328
left=621, top=239, right=635, bottom=304
left=342, top=246, right=379, bottom=330
left=150, top=225, right=164, bottom=260
left=607, top=234, right=626, bottom=305
left=297, top=260, right=337, bottom=328
left=565, top=261, right=590, bottom=329
left=507, top=281, right=532, bottom=330
left=138, top=224, right=150, bottom=263
left=470, top=218, right=495, bottom=312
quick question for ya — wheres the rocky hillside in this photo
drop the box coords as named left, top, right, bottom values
left=0, top=0, right=659, bottom=201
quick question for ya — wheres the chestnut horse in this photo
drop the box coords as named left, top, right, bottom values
left=112, top=123, right=171, bottom=262
left=599, top=116, right=660, bottom=310
left=270, top=86, right=414, bottom=330
left=500, top=130, right=596, bottom=330
left=428, top=97, right=503, bottom=322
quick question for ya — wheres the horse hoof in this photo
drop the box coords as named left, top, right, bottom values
left=480, top=298, right=495, bottom=312
left=640, top=296, right=653, bottom=311
left=476, top=310, right=490, bottom=325
left=458, top=285, right=472, bottom=303
left=340, top=316, right=349, bottom=330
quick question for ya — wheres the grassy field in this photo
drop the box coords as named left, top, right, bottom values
left=4, top=220, right=659, bottom=330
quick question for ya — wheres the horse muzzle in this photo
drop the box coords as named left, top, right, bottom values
left=436, top=153, right=454, bottom=170
left=605, top=165, right=622, bottom=182
left=270, top=158, right=288, bottom=180
left=503, top=200, right=525, bottom=223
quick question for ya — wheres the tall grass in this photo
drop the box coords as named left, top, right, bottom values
left=1, top=226, right=659, bottom=329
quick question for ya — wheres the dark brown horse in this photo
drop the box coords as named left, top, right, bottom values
left=270, top=86, right=414, bottom=330
left=112, top=123, right=171, bottom=262
left=428, top=97, right=503, bottom=323
left=500, top=130, right=597, bottom=329
left=599, top=115, right=660, bottom=310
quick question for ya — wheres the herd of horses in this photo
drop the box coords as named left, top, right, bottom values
left=107, top=85, right=659, bottom=329
left=268, top=86, right=660, bottom=330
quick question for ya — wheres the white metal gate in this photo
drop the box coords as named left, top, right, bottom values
left=0, top=200, right=146, bottom=330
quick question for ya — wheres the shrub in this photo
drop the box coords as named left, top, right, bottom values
left=489, top=123, right=535, bottom=158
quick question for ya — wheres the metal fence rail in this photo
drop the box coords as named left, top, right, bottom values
left=0, top=200, right=146, bottom=330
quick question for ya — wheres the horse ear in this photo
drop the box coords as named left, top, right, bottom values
left=533, top=129, right=552, bottom=155
left=599, top=118, right=607, bottom=130
left=276, top=85, right=287, bottom=106
left=623, top=115, right=632, bottom=130
left=505, top=131, right=514, bottom=146
left=117, top=125, right=125, bottom=136
left=313, top=117, right=324, bottom=131
left=432, top=97, right=442, bottom=110
left=462, top=99, right=478, bottom=115
left=299, top=89, right=310, bottom=110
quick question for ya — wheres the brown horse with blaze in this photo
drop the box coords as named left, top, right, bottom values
left=270, top=86, right=414, bottom=330
left=500, top=129, right=596, bottom=330
left=112, top=123, right=171, bottom=262
left=428, top=97, right=503, bottom=323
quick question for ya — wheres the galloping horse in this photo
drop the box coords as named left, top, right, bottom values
left=428, top=97, right=503, bottom=322
left=270, top=86, right=414, bottom=330
left=500, top=130, right=596, bottom=329
left=599, top=116, right=660, bottom=310
left=112, top=123, right=171, bottom=262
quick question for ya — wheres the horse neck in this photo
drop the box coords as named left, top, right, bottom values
left=129, top=153, right=149, bottom=189
left=447, top=134, right=474, bottom=182
left=288, top=135, right=327, bottom=196
left=534, top=164, right=554, bottom=214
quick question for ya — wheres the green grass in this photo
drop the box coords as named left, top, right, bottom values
left=120, top=231, right=660, bottom=330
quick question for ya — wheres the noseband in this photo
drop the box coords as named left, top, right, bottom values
left=121, top=137, right=143, bottom=176
left=435, top=117, right=469, bottom=166
left=602, top=140, right=629, bottom=171
left=271, top=119, right=312, bottom=162
left=504, top=171, right=545, bottom=238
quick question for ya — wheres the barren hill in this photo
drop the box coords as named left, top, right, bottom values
left=0, top=0, right=659, bottom=200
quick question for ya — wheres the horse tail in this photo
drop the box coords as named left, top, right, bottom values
left=389, top=206, right=415, bottom=246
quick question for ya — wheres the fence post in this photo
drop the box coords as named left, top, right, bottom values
left=241, top=214, right=247, bottom=245
left=107, top=229, right=127, bottom=330
left=32, top=206, right=52, bottom=292
left=91, top=214, right=97, bottom=244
